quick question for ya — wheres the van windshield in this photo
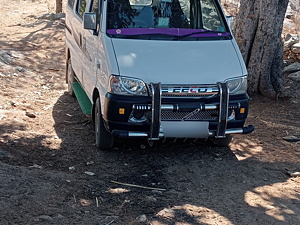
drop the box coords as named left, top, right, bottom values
left=106, top=0, right=230, bottom=39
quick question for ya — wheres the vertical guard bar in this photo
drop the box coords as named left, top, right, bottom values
left=149, top=83, right=161, bottom=140
left=216, top=82, right=229, bottom=138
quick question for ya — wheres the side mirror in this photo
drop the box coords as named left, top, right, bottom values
left=83, top=13, right=97, bottom=30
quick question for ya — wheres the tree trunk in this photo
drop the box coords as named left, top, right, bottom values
left=233, top=0, right=289, bottom=98
left=56, top=0, right=63, bottom=13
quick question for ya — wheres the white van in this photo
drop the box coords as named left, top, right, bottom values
left=65, top=0, right=254, bottom=149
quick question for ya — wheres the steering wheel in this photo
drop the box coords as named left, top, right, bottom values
left=133, top=20, right=150, bottom=28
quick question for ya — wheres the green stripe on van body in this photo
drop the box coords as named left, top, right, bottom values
left=72, top=82, right=92, bottom=115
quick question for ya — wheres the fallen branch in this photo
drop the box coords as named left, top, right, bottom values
left=111, top=180, right=166, bottom=191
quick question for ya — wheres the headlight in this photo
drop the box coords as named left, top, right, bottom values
left=109, top=75, right=148, bottom=96
left=225, top=76, right=247, bottom=94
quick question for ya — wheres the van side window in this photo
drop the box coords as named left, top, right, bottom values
left=76, top=0, right=88, bottom=18
left=68, top=0, right=75, bottom=8
left=201, top=0, right=225, bottom=31
left=89, top=0, right=102, bottom=32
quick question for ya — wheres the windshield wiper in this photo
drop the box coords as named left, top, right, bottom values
left=108, top=30, right=229, bottom=40
left=176, top=30, right=227, bottom=40
left=109, top=32, right=182, bottom=40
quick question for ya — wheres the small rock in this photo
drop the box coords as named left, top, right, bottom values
left=29, top=164, right=43, bottom=169
left=283, top=135, right=300, bottom=142
left=283, top=60, right=291, bottom=67
left=7, top=101, right=16, bottom=107
left=156, top=208, right=175, bottom=218
left=291, top=43, right=300, bottom=54
left=37, top=215, right=53, bottom=221
left=151, top=190, right=163, bottom=195
left=214, top=157, right=223, bottom=161
left=284, top=33, right=299, bottom=49
left=86, top=161, right=94, bottom=165
left=15, top=67, right=26, bottom=73
left=136, top=214, right=147, bottom=223
left=25, top=111, right=36, bottom=118
left=284, top=62, right=300, bottom=74
left=288, top=71, right=300, bottom=82
left=84, top=171, right=95, bottom=176
left=289, top=172, right=300, bottom=177
left=68, top=166, right=75, bottom=171
left=0, top=50, right=13, bottom=64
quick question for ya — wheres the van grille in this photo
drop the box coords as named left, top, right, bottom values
left=160, top=110, right=218, bottom=121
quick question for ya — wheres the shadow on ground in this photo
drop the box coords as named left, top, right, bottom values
left=52, top=93, right=300, bottom=224
left=0, top=92, right=299, bottom=225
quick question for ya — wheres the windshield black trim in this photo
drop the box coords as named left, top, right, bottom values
left=106, top=32, right=233, bottom=41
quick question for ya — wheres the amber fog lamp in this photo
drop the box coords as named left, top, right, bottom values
left=119, top=108, right=125, bottom=114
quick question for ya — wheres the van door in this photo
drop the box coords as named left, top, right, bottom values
left=71, top=0, right=89, bottom=84
left=81, top=0, right=103, bottom=100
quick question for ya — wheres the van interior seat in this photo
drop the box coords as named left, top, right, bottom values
left=107, top=0, right=189, bottom=29
left=152, top=0, right=189, bottom=28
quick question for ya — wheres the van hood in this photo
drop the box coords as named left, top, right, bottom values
left=111, top=38, right=246, bottom=84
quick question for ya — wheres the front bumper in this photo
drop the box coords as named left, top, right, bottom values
left=103, top=83, right=254, bottom=139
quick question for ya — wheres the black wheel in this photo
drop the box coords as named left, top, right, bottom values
left=211, top=135, right=232, bottom=147
left=94, top=98, right=114, bottom=150
left=67, top=58, right=76, bottom=97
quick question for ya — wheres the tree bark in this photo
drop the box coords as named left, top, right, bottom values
left=233, top=0, right=289, bottom=98
left=56, top=0, right=63, bottom=13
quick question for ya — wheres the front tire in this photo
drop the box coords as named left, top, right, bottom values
left=94, top=98, right=114, bottom=150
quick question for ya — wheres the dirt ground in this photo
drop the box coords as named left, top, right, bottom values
left=0, top=0, right=299, bottom=224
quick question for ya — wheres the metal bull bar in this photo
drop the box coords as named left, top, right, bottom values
left=148, top=82, right=229, bottom=140
left=216, top=82, right=229, bottom=138
left=149, top=83, right=161, bottom=141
